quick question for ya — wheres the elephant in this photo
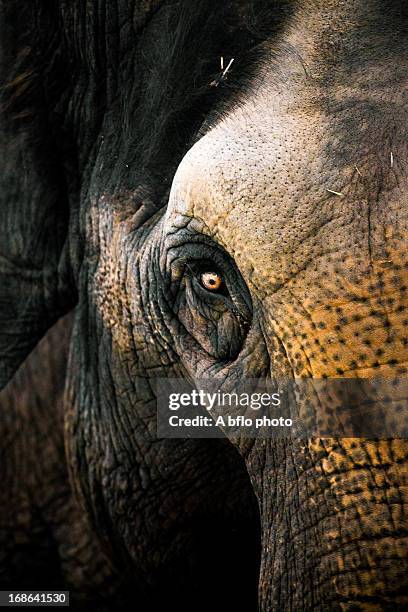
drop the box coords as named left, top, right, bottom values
left=1, top=0, right=408, bottom=610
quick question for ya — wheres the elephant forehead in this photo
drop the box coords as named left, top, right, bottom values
left=165, top=0, right=408, bottom=296
left=167, top=112, right=327, bottom=289
left=167, top=105, right=407, bottom=296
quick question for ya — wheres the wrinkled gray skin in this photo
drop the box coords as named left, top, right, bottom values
left=1, top=315, right=259, bottom=610
left=1, top=0, right=408, bottom=610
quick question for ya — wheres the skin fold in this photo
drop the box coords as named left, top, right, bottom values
left=1, top=0, right=407, bottom=610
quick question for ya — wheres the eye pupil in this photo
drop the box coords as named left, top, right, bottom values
left=200, top=271, right=223, bottom=292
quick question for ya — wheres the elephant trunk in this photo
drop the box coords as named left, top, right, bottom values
left=246, top=438, right=408, bottom=610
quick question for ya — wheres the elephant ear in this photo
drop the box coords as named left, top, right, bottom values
left=0, top=4, right=75, bottom=389
left=0, top=0, right=168, bottom=389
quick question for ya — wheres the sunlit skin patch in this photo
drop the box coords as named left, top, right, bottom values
left=256, top=240, right=408, bottom=441
left=200, top=271, right=224, bottom=292
left=266, top=241, right=408, bottom=380
left=306, top=437, right=408, bottom=608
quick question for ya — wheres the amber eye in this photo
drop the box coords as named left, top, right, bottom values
left=200, top=271, right=224, bottom=292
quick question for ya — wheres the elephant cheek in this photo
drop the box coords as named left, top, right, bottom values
left=263, top=243, right=408, bottom=380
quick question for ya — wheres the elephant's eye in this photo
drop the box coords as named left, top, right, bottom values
left=167, top=246, right=252, bottom=361
left=200, top=271, right=224, bottom=293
